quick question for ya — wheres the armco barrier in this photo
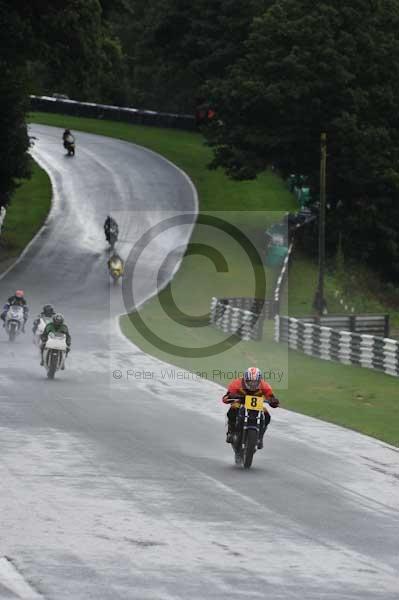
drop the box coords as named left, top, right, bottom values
left=298, top=314, right=389, bottom=338
left=276, top=315, right=399, bottom=377
left=30, top=95, right=196, bottom=131
left=273, top=241, right=294, bottom=316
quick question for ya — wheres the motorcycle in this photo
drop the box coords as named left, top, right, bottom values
left=64, top=134, right=75, bottom=157
left=231, top=395, right=269, bottom=469
left=108, top=255, right=124, bottom=283
left=107, top=225, right=118, bottom=250
left=5, top=306, right=24, bottom=342
left=43, top=332, right=68, bottom=379
left=33, top=316, right=52, bottom=347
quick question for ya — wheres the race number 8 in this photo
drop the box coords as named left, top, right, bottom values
left=244, top=395, right=264, bottom=410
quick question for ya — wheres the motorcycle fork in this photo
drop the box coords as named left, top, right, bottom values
left=242, top=408, right=261, bottom=449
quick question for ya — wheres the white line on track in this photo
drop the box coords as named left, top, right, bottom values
left=0, top=557, right=42, bottom=599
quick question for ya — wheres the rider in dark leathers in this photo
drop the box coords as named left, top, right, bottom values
left=104, top=215, right=119, bottom=243
left=32, top=304, right=56, bottom=334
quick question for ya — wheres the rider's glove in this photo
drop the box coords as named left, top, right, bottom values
left=268, top=396, right=280, bottom=408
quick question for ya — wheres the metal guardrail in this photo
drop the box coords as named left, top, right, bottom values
left=299, top=314, right=390, bottom=338
left=30, top=95, right=196, bottom=131
left=275, top=316, right=398, bottom=377
left=273, top=241, right=294, bottom=316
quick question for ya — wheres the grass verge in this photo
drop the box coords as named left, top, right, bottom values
left=0, top=159, right=52, bottom=269
left=287, top=251, right=399, bottom=332
left=31, top=111, right=399, bottom=446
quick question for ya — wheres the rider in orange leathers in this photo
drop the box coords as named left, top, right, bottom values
left=222, top=367, right=279, bottom=449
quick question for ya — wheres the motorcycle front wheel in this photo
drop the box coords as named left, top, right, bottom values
left=8, top=324, right=16, bottom=342
left=47, top=353, right=58, bottom=379
left=243, top=429, right=258, bottom=469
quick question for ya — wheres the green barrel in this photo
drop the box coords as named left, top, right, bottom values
left=298, top=187, right=311, bottom=207
left=266, top=244, right=288, bottom=267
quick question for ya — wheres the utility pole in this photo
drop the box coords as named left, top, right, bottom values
left=313, top=132, right=327, bottom=315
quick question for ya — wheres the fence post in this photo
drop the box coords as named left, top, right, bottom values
left=384, top=314, right=390, bottom=338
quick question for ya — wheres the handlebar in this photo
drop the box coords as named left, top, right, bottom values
left=225, top=396, right=244, bottom=404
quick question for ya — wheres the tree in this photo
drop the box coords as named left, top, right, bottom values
left=25, top=1, right=128, bottom=102
left=205, top=1, right=399, bottom=279
left=0, top=2, right=31, bottom=210
left=120, top=0, right=269, bottom=112
left=0, top=0, right=128, bottom=213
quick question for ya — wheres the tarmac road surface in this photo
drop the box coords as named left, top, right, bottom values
left=0, top=125, right=398, bottom=599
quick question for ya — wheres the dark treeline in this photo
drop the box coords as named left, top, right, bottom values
left=2, top=0, right=399, bottom=281
left=1, top=0, right=128, bottom=209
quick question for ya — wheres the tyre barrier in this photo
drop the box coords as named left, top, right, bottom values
left=210, top=297, right=270, bottom=341
left=275, top=316, right=399, bottom=377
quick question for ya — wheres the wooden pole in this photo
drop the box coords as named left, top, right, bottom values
left=313, top=132, right=327, bottom=315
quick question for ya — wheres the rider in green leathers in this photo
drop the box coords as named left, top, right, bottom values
left=40, top=314, right=71, bottom=366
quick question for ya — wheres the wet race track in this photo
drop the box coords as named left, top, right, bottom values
left=0, top=125, right=398, bottom=599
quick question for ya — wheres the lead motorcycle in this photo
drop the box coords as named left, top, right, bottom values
left=42, top=332, right=68, bottom=379
left=5, top=305, right=24, bottom=342
left=231, top=395, right=270, bottom=469
left=64, top=134, right=75, bottom=157
left=107, top=225, right=118, bottom=250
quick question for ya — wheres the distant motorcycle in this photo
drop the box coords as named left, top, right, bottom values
left=108, top=255, right=124, bottom=283
left=33, top=316, right=52, bottom=347
left=5, top=306, right=24, bottom=342
left=43, top=332, right=68, bottom=379
left=107, top=225, right=118, bottom=250
left=231, top=395, right=270, bottom=469
left=64, top=134, right=75, bottom=157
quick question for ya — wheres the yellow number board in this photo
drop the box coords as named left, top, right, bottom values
left=244, top=395, right=264, bottom=411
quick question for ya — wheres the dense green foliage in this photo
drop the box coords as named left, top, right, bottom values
left=0, top=2, right=31, bottom=209
left=111, top=0, right=269, bottom=112
left=204, top=1, right=399, bottom=279
left=26, top=0, right=128, bottom=103
left=0, top=0, right=126, bottom=210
